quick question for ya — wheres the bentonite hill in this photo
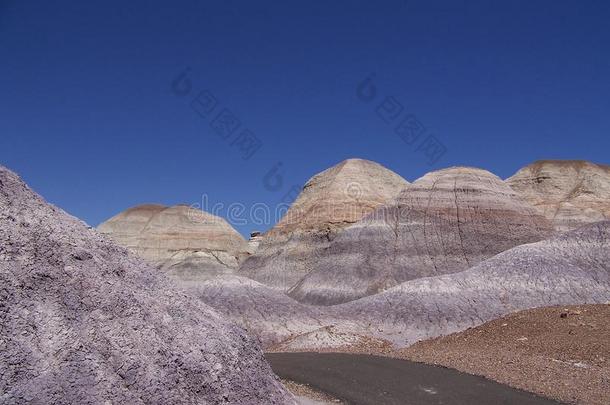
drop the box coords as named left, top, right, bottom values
left=0, top=166, right=294, bottom=404
left=240, top=158, right=409, bottom=292
left=98, top=203, right=249, bottom=283
left=5, top=3, right=610, bottom=403
left=289, top=166, right=553, bottom=305
left=4, top=158, right=610, bottom=404
left=93, top=159, right=610, bottom=351
left=334, top=220, right=610, bottom=347
left=191, top=220, right=610, bottom=349
left=507, top=160, right=610, bottom=232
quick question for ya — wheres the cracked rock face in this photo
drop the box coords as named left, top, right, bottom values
left=98, top=204, right=248, bottom=282
left=507, top=160, right=610, bottom=232
left=239, top=158, right=408, bottom=292
left=0, top=166, right=294, bottom=405
left=289, top=167, right=553, bottom=305
left=336, top=220, right=610, bottom=347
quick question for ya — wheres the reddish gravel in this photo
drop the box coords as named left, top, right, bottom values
left=401, top=304, right=610, bottom=405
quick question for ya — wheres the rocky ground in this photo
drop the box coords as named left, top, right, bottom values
left=401, top=304, right=610, bottom=405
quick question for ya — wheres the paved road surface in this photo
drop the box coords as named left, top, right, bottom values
left=266, top=353, right=562, bottom=405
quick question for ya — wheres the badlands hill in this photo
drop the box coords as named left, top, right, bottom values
left=192, top=221, right=610, bottom=349
left=240, top=158, right=408, bottom=291
left=507, top=160, right=610, bottom=232
left=187, top=274, right=329, bottom=345
left=402, top=304, right=610, bottom=405
left=98, top=204, right=248, bottom=283
left=86, top=158, right=609, bottom=352
left=290, top=167, right=553, bottom=305
left=0, top=166, right=293, bottom=404
left=336, top=220, right=610, bottom=347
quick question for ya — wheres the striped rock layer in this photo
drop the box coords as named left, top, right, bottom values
left=507, top=160, right=610, bottom=232
left=336, top=220, right=610, bottom=347
left=239, top=158, right=409, bottom=291
left=289, top=167, right=553, bottom=305
left=98, top=204, right=248, bottom=283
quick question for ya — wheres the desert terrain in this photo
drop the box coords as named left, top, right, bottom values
left=2, top=159, right=609, bottom=404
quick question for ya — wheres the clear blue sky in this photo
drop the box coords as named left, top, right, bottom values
left=1, top=0, right=609, bottom=236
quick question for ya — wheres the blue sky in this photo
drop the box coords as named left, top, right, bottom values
left=1, top=0, right=609, bottom=236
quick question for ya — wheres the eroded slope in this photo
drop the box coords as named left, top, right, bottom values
left=0, top=166, right=293, bottom=404
left=240, top=158, right=408, bottom=291
left=291, top=167, right=552, bottom=305
left=507, top=160, right=610, bottom=232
